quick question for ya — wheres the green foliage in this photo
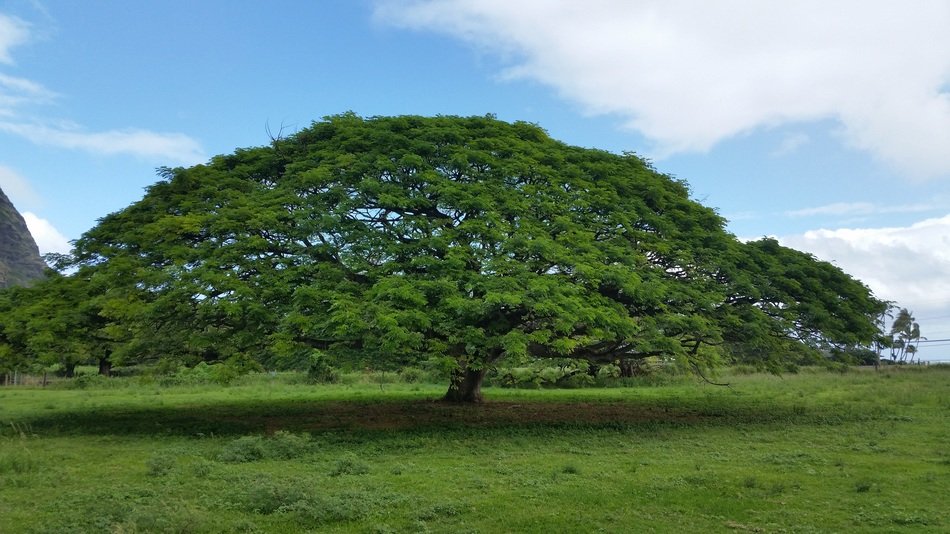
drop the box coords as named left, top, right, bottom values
left=219, top=432, right=313, bottom=463
left=219, top=435, right=267, bottom=463
left=155, top=360, right=260, bottom=386
left=397, top=366, right=425, bottom=383
left=145, top=453, right=175, bottom=476
left=306, top=353, right=340, bottom=384
left=328, top=452, right=370, bottom=476
left=492, top=359, right=595, bottom=389
left=0, top=115, right=887, bottom=399
left=239, top=479, right=309, bottom=514
left=0, top=446, right=36, bottom=475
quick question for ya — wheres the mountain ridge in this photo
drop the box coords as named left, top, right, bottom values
left=0, top=187, right=46, bottom=288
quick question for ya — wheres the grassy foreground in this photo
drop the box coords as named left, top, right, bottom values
left=1, top=367, right=948, bottom=533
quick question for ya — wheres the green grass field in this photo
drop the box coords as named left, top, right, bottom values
left=1, top=367, right=948, bottom=533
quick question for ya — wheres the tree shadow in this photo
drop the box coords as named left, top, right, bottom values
left=11, top=396, right=870, bottom=438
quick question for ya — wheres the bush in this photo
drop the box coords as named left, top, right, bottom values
left=153, top=359, right=260, bottom=387
left=307, top=354, right=340, bottom=384
left=240, top=480, right=308, bottom=514
left=419, top=356, right=456, bottom=382
left=328, top=453, right=370, bottom=476
left=559, top=372, right=595, bottom=388
left=398, top=367, right=425, bottom=383
left=235, top=481, right=394, bottom=526
left=145, top=453, right=175, bottom=477
left=219, top=432, right=313, bottom=463
left=219, top=436, right=266, bottom=463
left=267, top=431, right=313, bottom=460
left=281, top=494, right=367, bottom=524
left=596, top=364, right=621, bottom=380
left=492, top=360, right=595, bottom=389
left=67, top=374, right=113, bottom=390
left=157, top=362, right=216, bottom=387
left=0, top=447, right=36, bottom=475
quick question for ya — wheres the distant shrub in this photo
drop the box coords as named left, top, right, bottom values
left=235, top=481, right=393, bottom=526
left=825, top=361, right=851, bottom=374
left=307, top=354, right=340, bottom=384
left=281, top=495, right=366, bottom=524
left=267, top=431, right=313, bottom=460
left=560, top=464, right=580, bottom=475
left=398, top=367, right=425, bottom=383
left=157, top=362, right=215, bottom=387
left=559, top=372, right=595, bottom=388
left=0, top=447, right=37, bottom=475
left=240, top=480, right=308, bottom=514
left=219, top=436, right=266, bottom=463
left=731, top=364, right=760, bottom=375
left=155, top=359, right=260, bottom=387
left=219, top=432, right=314, bottom=463
left=596, top=364, right=621, bottom=380
left=492, top=359, right=611, bottom=389
left=67, top=374, right=113, bottom=390
left=191, top=458, right=214, bottom=478
left=145, top=453, right=175, bottom=477
left=494, top=367, right=542, bottom=389
left=328, top=452, right=370, bottom=476
left=419, top=356, right=456, bottom=382
left=415, top=502, right=462, bottom=521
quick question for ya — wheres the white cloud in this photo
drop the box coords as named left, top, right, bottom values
left=377, top=0, right=950, bottom=178
left=0, top=72, right=56, bottom=112
left=22, top=211, right=71, bottom=255
left=780, top=214, right=950, bottom=340
left=785, top=201, right=938, bottom=218
left=771, top=133, right=810, bottom=157
left=0, top=13, right=30, bottom=64
left=0, top=121, right=206, bottom=165
left=0, top=164, right=39, bottom=207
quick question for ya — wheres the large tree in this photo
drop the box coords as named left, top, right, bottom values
left=12, top=114, right=885, bottom=400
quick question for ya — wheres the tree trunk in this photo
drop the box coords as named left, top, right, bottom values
left=619, top=359, right=634, bottom=378
left=443, top=366, right=487, bottom=403
left=64, top=362, right=76, bottom=378
left=98, top=357, right=112, bottom=377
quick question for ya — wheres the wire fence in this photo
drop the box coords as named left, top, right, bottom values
left=1, top=371, right=57, bottom=387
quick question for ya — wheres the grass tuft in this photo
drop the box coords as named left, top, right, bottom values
left=145, top=453, right=175, bottom=477
left=328, top=452, right=370, bottom=476
left=218, top=431, right=313, bottom=463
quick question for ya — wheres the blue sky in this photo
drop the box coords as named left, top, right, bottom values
left=1, top=1, right=949, bottom=356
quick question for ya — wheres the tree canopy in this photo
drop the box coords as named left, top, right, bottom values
left=0, top=114, right=887, bottom=400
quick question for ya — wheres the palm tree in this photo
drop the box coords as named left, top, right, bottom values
left=889, top=308, right=923, bottom=363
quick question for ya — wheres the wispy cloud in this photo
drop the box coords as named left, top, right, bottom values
left=0, top=72, right=57, bottom=113
left=0, top=13, right=30, bottom=64
left=377, top=0, right=950, bottom=178
left=785, top=201, right=937, bottom=218
left=0, top=11, right=205, bottom=164
left=0, top=164, right=39, bottom=207
left=771, top=133, right=810, bottom=156
left=0, top=121, right=206, bottom=165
